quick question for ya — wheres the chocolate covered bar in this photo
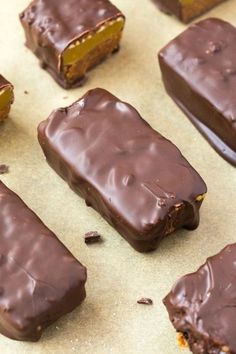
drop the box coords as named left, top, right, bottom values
left=20, top=0, right=125, bottom=88
left=38, top=88, right=207, bottom=252
left=164, top=243, right=236, bottom=354
left=0, top=75, right=14, bottom=122
left=153, top=0, right=226, bottom=23
left=0, top=181, right=86, bottom=341
left=159, top=18, right=236, bottom=166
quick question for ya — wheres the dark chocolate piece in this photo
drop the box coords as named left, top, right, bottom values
left=0, top=164, right=9, bottom=174
left=38, top=88, right=207, bottom=253
left=137, top=298, right=153, bottom=305
left=0, top=75, right=14, bottom=122
left=84, top=231, right=101, bottom=244
left=163, top=243, right=236, bottom=354
left=159, top=18, right=236, bottom=166
left=0, top=181, right=87, bottom=341
left=20, top=0, right=125, bottom=89
left=152, top=0, right=226, bottom=23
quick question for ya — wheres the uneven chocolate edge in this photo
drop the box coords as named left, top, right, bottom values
left=39, top=60, right=86, bottom=89
left=158, top=54, right=236, bottom=167
left=38, top=90, right=206, bottom=252
left=43, top=44, right=121, bottom=89
left=19, top=5, right=125, bottom=89
left=38, top=132, right=203, bottom=252
left=0, top=181, right=87, bottom=341
left=163, top=244, right=236, bottom=353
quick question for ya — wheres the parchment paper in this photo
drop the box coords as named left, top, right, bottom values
left=0, top=1, right=235, bottom=353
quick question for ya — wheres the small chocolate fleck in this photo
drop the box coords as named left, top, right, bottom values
left=63, top=96, right=68, bottom=100
left=84, top=231, right=101, bottom=244
left=137, top=297, right=153, bottom=305
left=24, top=90, right=29, bottom=95
left=0, top=165, right=9, bottom=174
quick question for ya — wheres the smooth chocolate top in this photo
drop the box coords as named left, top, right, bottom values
left=38, top=88, right=206, bottom=239
left=0, top=181, right=86, bottom=341
left=20, top=0, right=124, bottom=58
left=164, top=243, right=236, bottom=352
left=160, top=18, right=236, bottom=131
left=0, top=75, right=12, bottom=90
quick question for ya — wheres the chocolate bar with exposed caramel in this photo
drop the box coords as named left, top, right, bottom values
left=0, top=75, right=14, bottom=122
left=0, top=181, right=87, bottom=341
left=164, top=243, right=236, bottom=354
left=38, top=88, right=207, bottom=252
left=19, top=0, right=125, bottom=88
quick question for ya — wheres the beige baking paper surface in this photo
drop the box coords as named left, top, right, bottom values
left=0, top=1, right=235, bottom=353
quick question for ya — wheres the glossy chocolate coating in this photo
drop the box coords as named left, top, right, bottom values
left=38, top=88, right=206, bottom=252
left=164, top=243, right=236, bottom=353
left=0, top=181, right=87, bottom=341
left=19, top=0, right=124, bottom=88
left=159, top=18, right=236, bottom=166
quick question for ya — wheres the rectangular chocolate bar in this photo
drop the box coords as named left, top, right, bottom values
left=0, top=75, right=14, bottom=122
left=0, top=181, right=86, bottom=341
left=20, top=0, right=125, bottom=88
left=38, top=88, right=207, bottom=252
left=163, top=243, right=236, bottom=354
left=159, top=18, right=236, bottom=166
left=153, top=0, right=226, bottom=23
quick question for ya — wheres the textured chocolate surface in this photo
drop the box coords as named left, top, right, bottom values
left=19, top=0, right=124, bottom=88
left=164, top=243, right=236, bottom=354
left=159, top=18, right=236, bottom=166
left=38, top=88, right=206, bottom=252
left=0, top=181, right=87, bottom=341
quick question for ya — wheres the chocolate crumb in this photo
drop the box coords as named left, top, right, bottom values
left=84, top=231, right=101, bottom=244
left=137, top=298, right=153, bottom=305
left=0, top=165, right=9, bottom=174
left=24, top=90, right=29, bottom=95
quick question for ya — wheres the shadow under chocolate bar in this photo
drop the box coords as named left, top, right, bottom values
left=152, top=0, right=227, bottom=23
left=19, top=0, right=125, bottom=88
left=38, top=88, right=207, bottom=252
left=0, top=181, right=87, bottom=341
left=159, top=18, right=236, bottom=166
left=0, top=75, right=14, bottom=122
